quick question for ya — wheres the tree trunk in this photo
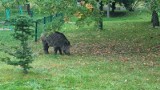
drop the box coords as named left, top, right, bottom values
left=99, top=0, right=103, bottom=30
left=111, top=2, right=116, bottom=13
left=107, top=1, right=110, bottom=18
left=152, top=10, right=159, bottom=28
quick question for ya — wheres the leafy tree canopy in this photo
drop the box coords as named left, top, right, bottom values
left=145, top=0, right=160, bottom=12
left=33, top=0, right=101, bottom=31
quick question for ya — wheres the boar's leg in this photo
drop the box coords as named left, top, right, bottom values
left=54, top=47, right=62, bottom=55
left=43, top=42, right=49, bottom=54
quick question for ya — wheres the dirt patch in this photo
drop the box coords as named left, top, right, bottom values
left=71, top=42, right=160, bottom=55
left=71, top=43, right=114, bottom=55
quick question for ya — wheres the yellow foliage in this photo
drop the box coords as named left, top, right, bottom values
left=85, top=3, right=93, bottom=11
left=74, top=2, right=93, bottom=19
left=74, top=12, right=83, bottom=19
left=64, top=16, right=70, bottom=23
left=80, top=1, right=85, bottom=5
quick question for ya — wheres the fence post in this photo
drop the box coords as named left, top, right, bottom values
left=5, top=8, right=10, bottom=20
left=35, top=21, right=38, bottom=42
left=30, top=11, right=33, bottom=17
left=50, top=15, right=52, bottom=22
left=19, top=5, right=23, bottom=15
left=44, top=17, right=46, bottom=24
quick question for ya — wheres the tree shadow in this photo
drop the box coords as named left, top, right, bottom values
left=103, top=11, right=128, bottom=17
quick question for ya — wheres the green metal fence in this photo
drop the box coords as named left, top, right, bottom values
left=34, top=13, right=64, bottom=42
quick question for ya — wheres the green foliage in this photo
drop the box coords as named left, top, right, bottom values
left=33, top=0, right=100, bottom=31
left=14, top=0, right=26, bottom=5
left=45, top=14, right=65, bottom=32
left=115, top=0, right=137, bottom=11
left=0, top=0, right=27, bottom=9
left=0, top=15, right=34, bottom=74
left=12, top=15, right=34, bottom=40
left=0, top=0, right=14, bottom=8
left=145, top=0, right=160, bottom=12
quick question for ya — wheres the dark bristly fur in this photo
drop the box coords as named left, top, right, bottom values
left=41, top=31, right=70, bottom=55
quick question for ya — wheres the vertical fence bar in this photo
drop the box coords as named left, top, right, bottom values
left=44, top=17, right=46, bottom=24
left=30, top=11, right=33, bottom=17
left=35, top=21, right=38, bottom=42
left=19, top=5, right=23, bottom=15
left=5, top=8, right=10, bottom=20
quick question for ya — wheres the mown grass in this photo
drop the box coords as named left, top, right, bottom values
left=0, top=54, right=159, bottom=90
left=0, top=10, right=160, bottom=90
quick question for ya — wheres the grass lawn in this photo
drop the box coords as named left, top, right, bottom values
left=0, top=10, right=160, bottom=90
